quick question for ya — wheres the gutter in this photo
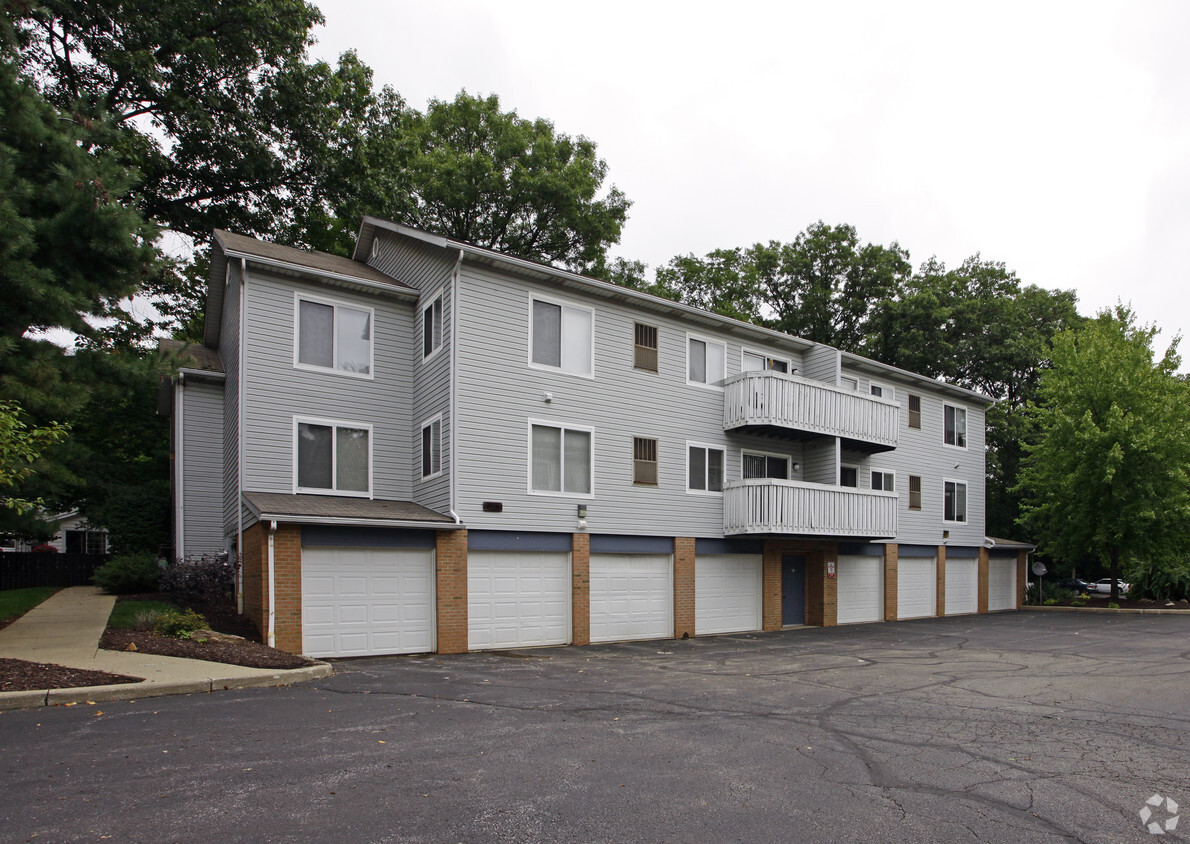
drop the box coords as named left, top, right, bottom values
left=174, top=374, right=185, bottom=559
left=251, top=514, right=463, bottom=530
left=236, top=259, right=247, bottom=614
left=267, top=519, right=276, bottom=647
left=448, top=249, right=464, bottom=525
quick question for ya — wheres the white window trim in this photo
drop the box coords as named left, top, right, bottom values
left=419, top=414, right=443, bottom=481
left=943, top=477, right=968, bottom=523
left=292, top=416, right=374, bottom=498
left=840, top=462, right=861, bottom=488
left=741, top=449, right=792, bottom=479
left=292, top=291, right=376, bottom=381
left=943, top=403, right=968, bottom=450
left=686, top=333, right=727, bottom=390
left=869, top=380, right=893, bottom=401
left=527, top=293, right=595, bottom=379
left=527, top=419, right=595, bottom=499
left=422, top=290, right=444, bottom=363
left=686, top=440, right=726, bottom=495
left=741, top=348, right=792, bottom=374
left=870, top=467, right=895, bottom=492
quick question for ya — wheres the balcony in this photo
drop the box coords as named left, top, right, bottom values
left=723, top=478, right=898, bottom=538
left=723, top=371, right=898, bottom=452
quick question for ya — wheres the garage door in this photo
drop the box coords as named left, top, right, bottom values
left=837, top=556, right=884, bottom=624
left=589, top=554, right=672, bottom=643
left=945, top=558, right=978, bottom=615
left=695, top=555, right=762, bottom=635
left=989, top=558, right=1017, bottom=611
left=468, top=551, right=570, bottom=649
left=897, top=557, right=936, bottom=620
left=302, top=547, right=435, bottom=658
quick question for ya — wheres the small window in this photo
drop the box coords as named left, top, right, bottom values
left=687, top=336, right=726, bottom=387
left=421, top=418, right=442, bottom=478
left=840, top=465, right=859, bottom=488
left=634, top=323, right=659, bottom=372
left=869, top=384, right=883, bottom=398
left=743, top=452, right=789, bottom=479
left=909, top=475, right=922, bottom=510
left=423, top=296, right=442, bottom=359
left=944, top=404, right=967, bottom=448
left=296, top=420, right=371, bottom=495
left=908, top=395, right=922, bottom=429
left=688, top=444, right=724, bottom=493
left=944, top=480, right=967, bottom=522
left=296, top=296, right=373, bottom=376
left=530, top=422, right=592, bottom=496
left=531, top=298, right=593, bottom=376
left=871, top=470, right=894, bottom=492
left=742, top=350, right=790, bottom=373
left=633, top=436, right=658, bottom=485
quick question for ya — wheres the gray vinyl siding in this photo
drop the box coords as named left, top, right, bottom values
left=180, top=378, right=225, bottom=555
left=220, top=260, right=241, bottom=537
left=802, top=438, right=838, bottom=486
left=802, top=346, right=838, bottom=384
left=369, top=234, right=455, bottom=292
left=239, top=271, right=415, bottom=501
left=413, top=281, right=452, bottom=514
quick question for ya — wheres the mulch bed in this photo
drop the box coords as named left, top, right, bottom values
left=0, top=658, right=141, bottom=693
left=1038, top=596, right=1190, bottom=610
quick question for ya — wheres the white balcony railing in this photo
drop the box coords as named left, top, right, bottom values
left=723, top=478, right=898, bottom=537
left=723, top=371, right=898, bottom=450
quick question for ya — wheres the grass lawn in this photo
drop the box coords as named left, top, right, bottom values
left=0, top=586, right=58, bottom=624
left=107, top=599, right=179, bottom=629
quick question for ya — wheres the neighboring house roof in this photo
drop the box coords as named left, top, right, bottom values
left=243, top=492, right=460, bottom=530
left=984, top=536, right=1037, bottom=551
left=353, top=216, right=995, bottom=406
left=158, top=339, right=224, bottom=373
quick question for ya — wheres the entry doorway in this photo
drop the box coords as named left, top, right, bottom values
left=781, top=554, right=806, bottom=626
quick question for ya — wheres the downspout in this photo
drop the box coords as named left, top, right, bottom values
left=267, top=519, right=277, bottom=647
left=236, top=259, right=247, bottom=614
left=174, top=372, right=185, bottom=559
left=448, top=249, right=464, bottom=524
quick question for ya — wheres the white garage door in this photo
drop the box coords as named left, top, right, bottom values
left=302, top=547, right=435, bottom=658
left=468, top=551, right=570, bottom=649
left=695, top=555, right=762, bottom=635
left=589, top=554, right=672, bottom=643
left=837, top=556, right=884, bottom=624
left=989, top=558, right=1017, bottom=611
left=945, top=558, right=978, bottom=615
left=897, top=557, right=936, bottom=620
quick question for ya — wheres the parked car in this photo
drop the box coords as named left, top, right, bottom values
left=1054, top=577, right=1091, bottom=594
left=1088, top=578, right=1130, bottom=595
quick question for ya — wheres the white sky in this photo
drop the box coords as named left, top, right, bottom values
left=310, top=0, right=1190, bottom=367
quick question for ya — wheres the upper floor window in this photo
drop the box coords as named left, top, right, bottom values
left=908, top=475, right=922, bottom=510
left=743, top=451, right=789, bottom=479
left=944, top=404, right=967, bottom=448
left=687, top=444, right=724, bottom=493
left=530, top=422, right=592, bottom=496
left=295, top=296, right=373, bottom=377
left=421, top=417, right=442, bottom=479
left=840, top=465, right=859, bottom=488
left=633, top=436, right=658, bottom=485
left=296, top=419, right=371, bottom=496
left=531, top=298, right=593, bottom=376
left=423, top=295, right=442, bottom=359
left=687, top=336, right=726, bottom=387
left=742, top=350, right=789, bottom=374
left=871, top=470, right=894, bottom=492
left=944, top=480, right=967, bottom=522
left=870, top=382, right=892, bottom=400
left=908, top=395, right=922, bottom=429
left=634, top=323, right=659, bottom=373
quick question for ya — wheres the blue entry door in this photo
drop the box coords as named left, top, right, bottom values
left=782, top=555, right=806, bottom=625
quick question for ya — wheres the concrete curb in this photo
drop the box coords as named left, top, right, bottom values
left=1021, top=605, right=1190, bottom=616
left=0, top=662, right=333, bottom=712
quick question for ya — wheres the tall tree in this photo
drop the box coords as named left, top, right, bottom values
left=1016, top=306, right=1190, bottom=600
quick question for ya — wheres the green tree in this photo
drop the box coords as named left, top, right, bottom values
left=1016, top=306, right=1190, bottom=600
left=0, top=401, right=66, bottom=514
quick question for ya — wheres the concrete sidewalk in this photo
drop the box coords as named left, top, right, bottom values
left=0, top=586, right=331, bottom=710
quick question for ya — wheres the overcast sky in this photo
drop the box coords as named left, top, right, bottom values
left=310, top=1, right=1189, bottom=367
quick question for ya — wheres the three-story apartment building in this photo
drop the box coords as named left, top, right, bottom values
left=166, top=219, right=1028, bottom=658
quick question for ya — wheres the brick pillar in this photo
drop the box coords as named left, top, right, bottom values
left=240, top=523, right=266, bottom=639
left=977, top=547, right=990, bottom=614
left=884, top=543, right=899, bottom=622
left=936, top=545, right=947, bottom=617
left=436, top=529, right=469, bottom=654
left=822, top=545, right=838, bottom=626
left=1016, top=551, right=1028, bottom=609
left=762, top=541, right=782, bottom=631
left=673, top=537, right=696, bottom=638
left=271, top=524, right=303, bottom=654
left=571, top=533, right=590, bottom=646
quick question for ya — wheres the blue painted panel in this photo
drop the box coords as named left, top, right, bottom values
left=590, top=534, right=674, bottom=554
left=468, top=530, right=573, bottom=552
left=898, top=544, right=938, bottom=558
left=989, top=550, right=1019, bottom=559
left=838, top=542, right=884, bottom=557
left=695, top=537, right=764, bottom=555
left=301, top=525, right=436, bottom=549
left=946, top=546, right=980, bottom=558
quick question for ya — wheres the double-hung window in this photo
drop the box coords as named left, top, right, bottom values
left=687, top=336, right=726, bottom=387
left=944, top=404, right=967, bottom=448
left=908, top=475, right=922, bottom=510
left=944, top=480, right=967, bottom=522
left=530, top=422, right=593, bottom=496
left=908, top=395, right=922, bottom=429
left=871, top=470, right=894, bottom=492
left=531, top=298, right=593, bottom=376
left=423, top=295, right=442, bottom=359
left=688, top=444, right=724, bottom=493
left=743, top=452, right=789, bottom=479
left=634, top=323, right=659, bottom=372
left=421, top=417, right=442, bottom=479
left=295, top=419, right=371, bottom=495
left=295, top=295, right=373, bottom=377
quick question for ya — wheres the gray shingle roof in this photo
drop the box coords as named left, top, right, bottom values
left=213, top=229, right=415, bottom=292
left=243, top=492, right=456, bottom=527
left=159, top=339, right=224, bottom=372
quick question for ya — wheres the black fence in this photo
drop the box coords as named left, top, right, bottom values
left=0, top=553, right=109, bottom=590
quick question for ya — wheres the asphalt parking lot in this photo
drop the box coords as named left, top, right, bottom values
left=1, top=611, right=1188, bottom=843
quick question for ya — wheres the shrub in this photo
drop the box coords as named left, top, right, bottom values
left=160, top=553, right=237, bottom=606
left=1125, top=556, right=1190, bottom=601
left=1071, top=593, right=1090, bottom=606
left=132, top=608, right=165, bottom=631
left=92, top=553, right=161, bottom=594
left=1108, top=602, right=1120, bottom=609
left=153, top=608, right=208, bottom=639
left=1039, top=586, right=1078, bottom=604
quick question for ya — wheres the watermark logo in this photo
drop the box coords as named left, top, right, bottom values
left=1140, top=794, right=1179, bottom=835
